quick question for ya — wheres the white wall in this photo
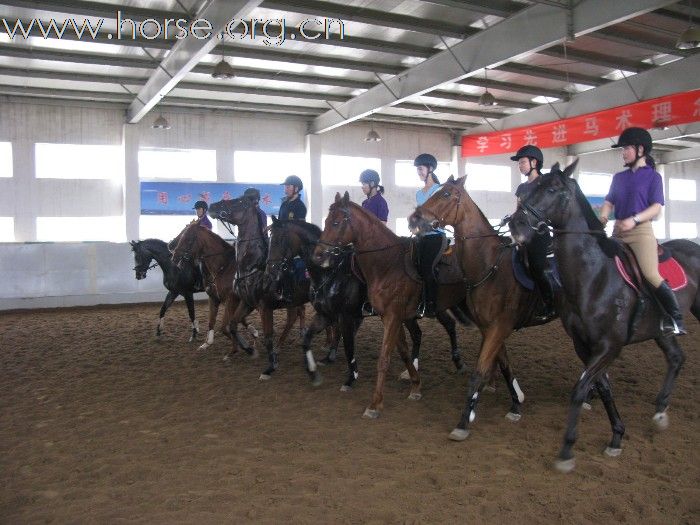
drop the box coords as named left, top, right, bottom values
left=0, top=97, right=697, bottom=310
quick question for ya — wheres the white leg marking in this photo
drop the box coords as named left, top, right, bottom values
left=412, top=358, right=419, bottom=371
left=469, top=410, right=476, bottom=423
left=306, top=350, right=317, bottom=373
left=193, top=319, right=200, bottom=332
left=512, top=378, right=525, bottom=403
left=206, top=329, right=214, bottom=344
left=158, top=318, right=165, bottom=331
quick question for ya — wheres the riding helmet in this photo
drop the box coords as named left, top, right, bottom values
left=510, top=145, right=543, bottom=166
left=243, top=187, right=260, bottom=201
left=281, top=175, right=303, bottom=191
left=612, top=127, right=653, bottom=153
left=359, top=169, right=380, bottom=186
left=413, top=153, right=438, bottom=170
left=193, top=200, right=208, bottom=211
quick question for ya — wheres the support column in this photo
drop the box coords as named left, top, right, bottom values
left=381, top=156, right=396, bottom=232
left=306, top=133, right=322, bottom=227
left=13, top=140, right=36, bottom=242
left=124, top=124, right=140, bottom=241
left=451, top=140, right=465, bottom=179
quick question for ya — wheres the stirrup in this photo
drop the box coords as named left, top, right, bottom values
left=662, top=317, right=687, bottom=336
left=361, top=302, right=376, bottom=317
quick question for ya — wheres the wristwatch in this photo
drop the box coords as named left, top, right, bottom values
left=632, top=215, right=641, bottom=224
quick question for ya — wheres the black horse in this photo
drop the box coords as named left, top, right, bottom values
left=130, top=238, right=206, bottom=342
left=208, top=197, right=313, bottom=382
left=265, top=216, right=469, bottom=391
left=508, top=160, right=700, bottom=472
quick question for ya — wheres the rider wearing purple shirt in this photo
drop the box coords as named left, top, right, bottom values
left=359, top=169, right=389, bottom=222
left=599, top=127, right=685, bottom=335
left=193, top=201, right=213, bottom=230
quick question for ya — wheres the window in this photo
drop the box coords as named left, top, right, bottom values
left=36, top=144, right=123, bottom=180
left=668, top=179, right=696, bottom=202
left=0, top=142, right=11, bottom=177
left=36, top=216, right=125, bottom=242
left=322, top=155, right=380, bottom=186
left=669, top=222, right=697, bottom=239
left=578, top=172, right=612, bottom=196
left=652, top=220, right=666, bottom=240
left=234, top=151, right=307, bottom=185
left=520, top=168, right=550, bottom=184
left=139, top=148, right=216, bottom=181
left=394, top=217, right=410, bottom=237
left=139, top=215, right=233, bottom=241
left=465, top=164, right=511, bottom=192
left=0, top=217, right=14, bottom=241
left=395, top=160, right=451, bottom=187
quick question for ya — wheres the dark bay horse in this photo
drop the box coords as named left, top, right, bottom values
left=207, top=197, right=313, bottom=382
left=408, top=175, right=561, bottom=439
left=170, top=224, right=257, bottom=358
left=266, top=216, right=468, bottom=391
left=508, top=161, right=699, bottom=471
left=312, top=193, right=472, bottom=418
left=130, top=238, right=206, bottom=342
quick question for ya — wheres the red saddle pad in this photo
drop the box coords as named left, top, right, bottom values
left=615, top=256, right=687, bottom=292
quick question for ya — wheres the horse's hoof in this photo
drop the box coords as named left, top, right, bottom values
left=311, top=374, right=322, bottom=387
left=554, top=458, right=576, bottom=473
left=340, top=385, right=352, bottom=393
left=319, top=357, right=335, bottom=366
left=653, top=411, right=669, bottom=431
left=363, top=408, right=380, bottom=419
left=259, top=373, right=271, bottom=381
left=399, top=369, right=411, bottom=381
left=456, top=364, right=468, bottom=375
left=582, top=402, right=592, bottom=411
left=484, top=384, right=496, bottom=393
left=198, top=343, right=209, bottom=351
left=604, top=447, right=622, bottom=457
left=448, top=428, right=469, bottom=441
left=407, top=392, right=422, bottom=401
left=248, top=326, right=259, bottom=338
left=505, top=412, right=521, bottom=422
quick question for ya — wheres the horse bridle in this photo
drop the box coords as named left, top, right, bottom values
left=517, top=178, right=572, bottom=234
left=424, top=186, right=462, bottom=231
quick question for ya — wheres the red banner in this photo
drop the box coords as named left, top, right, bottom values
left=462, top=90, right=700, bottom=157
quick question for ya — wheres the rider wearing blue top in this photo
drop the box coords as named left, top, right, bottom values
left=414, top=153, right=444, bottom=318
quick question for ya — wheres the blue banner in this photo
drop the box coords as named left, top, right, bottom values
left=140, top=182, right=303, bottom=216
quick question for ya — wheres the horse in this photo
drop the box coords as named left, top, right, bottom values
left=508, top=161, right=699, bottom=472
left=130, top=238, right=206, bottom=342
left=312, top=192, right=473, bottom=418
left=170, top=223, right=259, bottom=358
left=408, top=175, right=564, bottom=440
left=207, top=197, right=313, bottom=381
left=266, top=216, right=468, bottom=391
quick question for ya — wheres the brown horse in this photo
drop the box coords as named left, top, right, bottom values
left=408, top=175, right=558, bottom=440
left=170, top=223, right=259, bottom=357
left=312, top=192, right=472, bottom=418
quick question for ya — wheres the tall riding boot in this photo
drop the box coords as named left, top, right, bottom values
left=653, top=281, right=687, bottom=335
left=422, top=277, right=438, bottom=318
left=533, top=271, right=556, bottom=322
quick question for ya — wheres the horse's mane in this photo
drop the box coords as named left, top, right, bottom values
left=570, top=177, right=619, bottom=257
left=195, top=226, right=235, bottom=253
left=134, top=238, right=169, bottom=255
left=346, top=200, right=399, bottom=238
left=273, top=219, right=322, bottom=240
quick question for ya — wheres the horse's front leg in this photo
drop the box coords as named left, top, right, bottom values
left=399, top=318, right=421, bottom=381
left=222, top=300, right=252, bottom=364
left=363, top=313, right=402, bottom=419
left=449, top=323, right=509, bottom=441
left=495, top=344, right=525, bottom=422
left=259, top=307, right=278, bottom=380
left=277, top=307, right=299, bottom=347
left=157, top=291, right=178, bottom=336
left=198, top=295, right=220, bottom=351
left=184, top=292, right=198, bottom=342
left=300, top=312, right=329, bottom=387
left=437, top=309, right=466, bottom=374
left=395, top=322, right=421, bottom=401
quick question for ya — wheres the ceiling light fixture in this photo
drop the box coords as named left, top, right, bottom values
left=478, top=68, right=497, bottom=106
left=212, top=35, right=235, bottom=79
left=677, top=0, right=700, bottom=49
left=152, top=114, right=171, bottom=130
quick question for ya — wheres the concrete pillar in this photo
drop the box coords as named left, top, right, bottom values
left=306, top=133, right=322, bottom=227
left=123, top=124, right=140, bottom=241
left=12, top=140, right=36, bottom=242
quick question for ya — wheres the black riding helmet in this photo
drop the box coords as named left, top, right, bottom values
left=243, top=187, right=260, bottom=201
left=413, top=153, right=438, bottom=170
left=281, top=175, right=303, bottom=191
left=612, top=127, right=653, bottom=154
left=510, top=145, right=544, bottom=167
left=193, top=200, right=208, bottom=211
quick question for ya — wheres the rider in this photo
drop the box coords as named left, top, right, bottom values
left=599, top=127, right=686, bottom=335
left=243, top=187, right=269, bottom=242
left=414, top=153, right=445, bottom=318
left=191, top=200, right=212, bottom=290
left=279, top=175, right=307, bottom=221
left=359, top=169, right=389, bottom=223
left=511, top=145, right=556, bottom=322
left=278, top=175, right=307, bottom=302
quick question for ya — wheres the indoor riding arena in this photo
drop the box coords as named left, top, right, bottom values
left=1, top=1, right=699, bottom=523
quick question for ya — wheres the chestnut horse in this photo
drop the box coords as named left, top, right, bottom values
left=508, top=162, right=700, bottom=471
left=207, top=197, right=314, bottom=382
left=313, top=192, right=472, bottom=418
left=266, top=216, right=468, bottom=391
left=408, top=175, right=559, bottom=439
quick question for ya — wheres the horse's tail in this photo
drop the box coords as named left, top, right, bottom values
left=448, top=305, right=474, bottom=327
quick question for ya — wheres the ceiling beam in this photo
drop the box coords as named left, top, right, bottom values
left=417, top=0, right=520, bottom=18
left=426, top=90, right=538, bottom=109
left=591, top=27, right=689, bottom=57
left=538, top=46, right=655, bottom=74
left=569, top=123, right=700, bottom=155
left=493, top=63, right=610, bottom=87
left=310, top=0, right=676, bottom=134
left=126, top=0, right=265, bottom=123
left=457, top=77, right=565, bottom=98
left=659, top=146, right=700, bottom=164
left=464, top=54, right=700, bottom=138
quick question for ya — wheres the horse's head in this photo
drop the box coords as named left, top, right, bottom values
left=313, top=191, right=356, bottom=268
left=209, top=196, right=252, bottom=226
left=509, top=159, right=580, bottom=244
left=171, top=224, right=201, bottom=269
left=130, top=240, right=152, bottom=280
left=266, top=216, right=296, bottom=282
left=408, top=175, right=466, bottom=235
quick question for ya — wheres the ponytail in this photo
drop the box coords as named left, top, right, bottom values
left=377, top=184, right=385, bottom=194
left=430, top=173, right=440, bottom=184
left=645, top=154, right=656, bottom=169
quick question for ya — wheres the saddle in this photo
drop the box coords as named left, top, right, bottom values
left=512, top=245, right=562, bottom=291
left=615, top=243, right=688, bottom=293
left=404, top=237, right=464, bottom=285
